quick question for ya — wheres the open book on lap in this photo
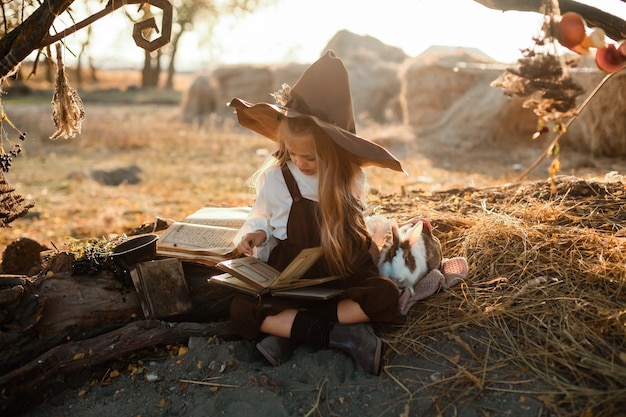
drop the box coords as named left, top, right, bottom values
left=209, top=247, right=343, bottom=300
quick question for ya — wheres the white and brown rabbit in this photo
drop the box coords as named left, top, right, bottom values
left=370, top=217, right=442, bottom=294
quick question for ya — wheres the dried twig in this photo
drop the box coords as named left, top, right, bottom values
left=178, top=378, right=239, bottom=388
left=516, top=69, right=622, bottom=183
left=303, top=377, right=328, bottom=417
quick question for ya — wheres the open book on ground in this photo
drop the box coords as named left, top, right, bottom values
left=156, top=206, right=250, bottom=267
left=209, top=247, right=343, bottom=300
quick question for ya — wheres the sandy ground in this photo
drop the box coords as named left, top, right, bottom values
left=23, top=325, right=549, bottom=417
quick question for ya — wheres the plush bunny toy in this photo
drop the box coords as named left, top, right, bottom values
left=368, top=216, right=442, bottom=295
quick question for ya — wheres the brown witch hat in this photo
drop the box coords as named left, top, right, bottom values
left=228, top=50, right=405, bottom=173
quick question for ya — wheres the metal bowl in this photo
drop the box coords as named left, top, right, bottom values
left=111, top=234, right=159, bottom=270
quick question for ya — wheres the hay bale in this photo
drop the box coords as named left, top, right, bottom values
left=180, top=75, right=220, bottom=124
left=401, top=49, right=626, bottom=155
left=421, top=81, right=538, bottom=146
left=180, top=62, right=307, bottom=124
left=325, top=30, right=407, bottom=123
left=400, top=59, right=499, bottom=131
left=565, top=68, right=626, bottom=156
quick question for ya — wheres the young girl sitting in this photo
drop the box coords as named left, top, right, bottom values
left=227, top=50, right=405, bottom=375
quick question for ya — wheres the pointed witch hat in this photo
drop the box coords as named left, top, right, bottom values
left=228, top=50, right=405, bottom=173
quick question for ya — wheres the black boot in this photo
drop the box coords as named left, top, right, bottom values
left=256, top=335, right=295, bottom=366
left=328, top=323, right=382, bottom=375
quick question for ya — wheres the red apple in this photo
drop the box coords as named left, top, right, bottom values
left=557, top=12, right=587, bottom=50
left=595, top=43, right=626, bottom=73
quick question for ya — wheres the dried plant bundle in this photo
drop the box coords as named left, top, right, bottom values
left=50, top=43, right=85, bottom=140
left=0, top=171, right=34, bottom=227
left=491, top=0, right=585, bottom=131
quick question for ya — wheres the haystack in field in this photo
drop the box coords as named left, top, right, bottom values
left=324, top=30, right=408, bottom=124
left=180, top=75, right=220, bottom=123
left=400, top=49, right=626, bottom=156
left=565, top=68, right=626, bottom=156
left=399, top=47, right=498, bottom=132
left=180, top=62, right=307, bottom=123
left=180, top=30, right=626, bottom=158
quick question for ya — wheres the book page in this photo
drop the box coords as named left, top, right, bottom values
left=216, top=256, right=280, bottom=289
left=183, top=206, right=250, bottom=228
left=209, top=273, right=259, bottom=296
left=155, top=248, right=225, bottom=267
left=158, top=222, right=238, bottom=255
left=274, top=247, right=324, bottom=284
left=216, top=247, right=334, bottom=292
left=209, top=273, right=342, bottom=300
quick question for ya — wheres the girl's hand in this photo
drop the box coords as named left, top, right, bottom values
left=236, top=231, right=267, bottom=256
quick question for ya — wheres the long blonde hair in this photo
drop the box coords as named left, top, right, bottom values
left=251, top=117, right=369, bottom=275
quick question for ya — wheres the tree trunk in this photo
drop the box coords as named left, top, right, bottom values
left=0, top=0, right=76, bottom=78
left=165, top=32, right=182, bottom=89
left=141, top=49, right=162, bottom=88
left=89, top=55, right=99, bottom=83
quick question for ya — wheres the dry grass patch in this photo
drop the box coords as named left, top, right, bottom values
left=376, top=176, right=626, bottom=416
left=1, top=101, right=270, bottom=249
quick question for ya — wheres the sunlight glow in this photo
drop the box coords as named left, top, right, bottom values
left=77, top=0, right=626, bottom=71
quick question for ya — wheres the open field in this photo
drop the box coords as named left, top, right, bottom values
left=2, top=76, right=625, bottom=255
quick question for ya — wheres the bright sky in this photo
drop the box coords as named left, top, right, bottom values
left=81, top=0, right=625, bottom=71
left=202, top=0, right=542, bottom=66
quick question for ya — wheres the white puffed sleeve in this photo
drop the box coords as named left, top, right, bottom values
left=232, top=169, right=277, bottom=261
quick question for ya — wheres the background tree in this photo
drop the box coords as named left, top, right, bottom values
left=126, top=0, right=272, bottom=89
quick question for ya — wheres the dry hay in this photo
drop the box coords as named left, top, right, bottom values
left=369, top=174, right=626, bottom=416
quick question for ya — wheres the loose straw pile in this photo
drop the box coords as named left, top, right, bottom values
left=374, top=175, right=626, bottom=416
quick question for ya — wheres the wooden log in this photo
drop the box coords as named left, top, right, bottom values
left=0, top=253, right=239, bottom=415
left=36, top=271, right=143, bottom=338
left=0, top=319, right=237, bottom=415
left=0, top=262, right=235, bottom=378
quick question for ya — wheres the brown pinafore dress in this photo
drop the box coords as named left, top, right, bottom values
left=266, top=164, right=328, bottom=277
left=229, top=164, right=400, bottom=340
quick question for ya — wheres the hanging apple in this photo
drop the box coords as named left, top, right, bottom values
left=595, top=42, right=626, bottom=73
left=556, top=12, right=587, bottom=50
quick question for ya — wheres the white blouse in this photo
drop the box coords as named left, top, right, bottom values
left=233, top=161, right=319, bottom=261
left=233, top=161, right=367, bottom=261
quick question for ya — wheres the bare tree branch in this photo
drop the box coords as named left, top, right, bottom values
left=0, top=0, right=173, bottom=79
left=0, top=0, right=73, bottom=78
left=42, top=0, right=173, bottom=53
left=473, top=0, right=626, bottom=41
